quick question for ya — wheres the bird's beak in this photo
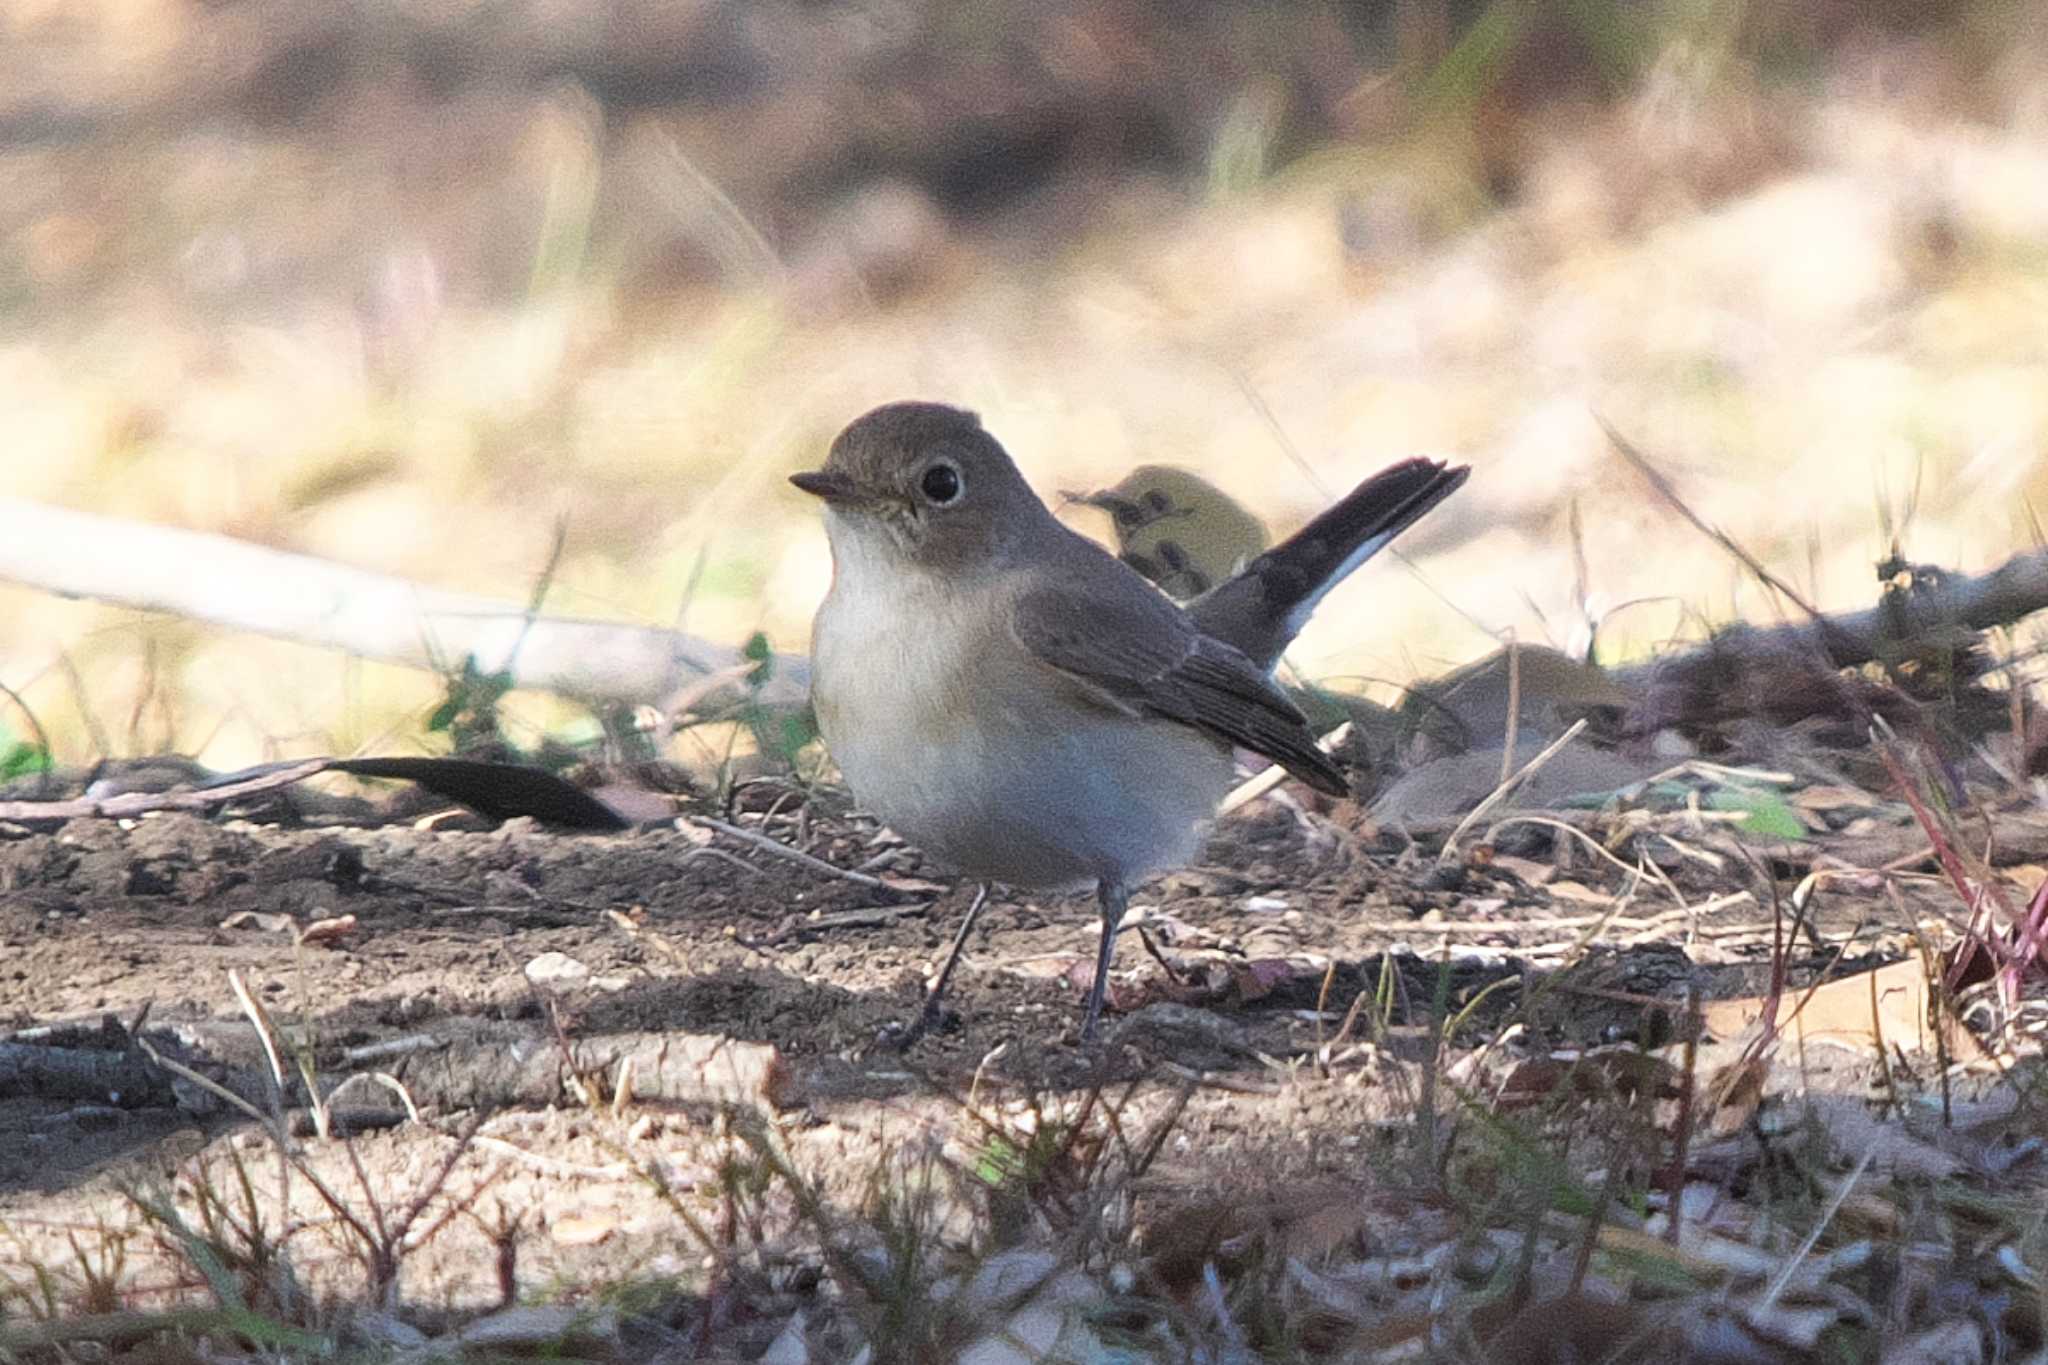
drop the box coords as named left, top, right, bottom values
left=789, top=469, right=865, bottom=504
left=1072, top=489, right=1140, bottom=521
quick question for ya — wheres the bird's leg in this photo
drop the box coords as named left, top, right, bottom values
left=1080, top=880, right=1130, bottom=1042
left=923, top=882, right=991, bottom=1024
left=881, top=882, right=990, bottom=1049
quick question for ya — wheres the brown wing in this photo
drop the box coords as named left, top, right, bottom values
left=1010, top=582, right=1348, bottom=795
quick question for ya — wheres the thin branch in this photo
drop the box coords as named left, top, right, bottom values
left=684, top=815, right=899, bottom=893
left=0, top=495, right=810, bottom=711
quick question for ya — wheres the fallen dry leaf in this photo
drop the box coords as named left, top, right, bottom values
left=297, top=914, right=356, bottom=946
left=1490, top=853, right=1558, bottom=885
left=1699, top=958, right=1987, bottom=1062
left=549, top=1212, right=617, bottom=1247
left=1791, top=784, right=1882, bottom=813
left=1700, top=1055, right=1769, bottom=1138
left=2005, top=863, right=2048, bottom=896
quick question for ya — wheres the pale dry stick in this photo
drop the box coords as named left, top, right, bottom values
left=680, top=846, right=766, bottom=878
left=130, top=1034, right=271, bottom=1126
left=1484, top=812, right=1690, bottom=908
left=1159, top=1061, right=1284, bottom=1095
left=1422, top=938, right=1600, bottom=963
left=239, top=962, right=345, bottom=1141
left=1879, top=844, right=1939, bottom=874
left=1462, top=886, right=1643, bottom=963
left=226, top=969, right=290, bottom=1099
left=853, top=844, right=913, bottom=874
left=1346, top=892, right=1754, bottom=939
left=1758, top=1143, right=1877, bottom=1311
left=1787, top=866, right=1875, bottom=918
left=342, top=1035, right=446, bottom=1066
left=1687, top=760, right=1797, bottom=785
left=0, top=757, right=332, bottom=824
left=0, top=497, right=809, bottom=708
left=1708, top=928, right=1885, bottom=953
left=1507, top=943, right=1598, bottom=961
left=323, top=1072, right=423, bottom=1124
left=1351, top=913, right=1621, bottom=936
left=1438, top=718, right=1590, bottom=864
left=1638, top=759, right=1797, bottom=788
left=1608, top=892, right=1744, bottom=933
left=1218, top=721, right=1353, bottom=815
left=1650, top=828, right=1734, bottom=874
left=967, top=1041, right=1010, bottom=1114
left=611, top=1057, right=634, bottom=1118
left=228, top=965, right=333, bottom=1146
left=683, top=814, right=896, bottom=893
left=1615, top=892, right=1758, bottom=944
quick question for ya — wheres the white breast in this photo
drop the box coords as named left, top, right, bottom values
left=809, top=513, right=1233, bottom=891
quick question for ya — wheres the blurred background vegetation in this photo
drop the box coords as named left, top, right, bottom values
left=3, top=0, right=2045, bottom=773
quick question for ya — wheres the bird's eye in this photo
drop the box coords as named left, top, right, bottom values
left=919, top=461, right=963, bottom=505
left=1143, top=490, right=1172, bottom=513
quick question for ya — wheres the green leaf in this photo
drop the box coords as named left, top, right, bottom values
left=1, top=741, right=51, bottom=780
left=974, top=1136, right=1023, bottom=1187
left=1706, top=788, right=1806, bottom=840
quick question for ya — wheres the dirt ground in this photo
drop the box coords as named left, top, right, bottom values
left=0, top=774, right=1961, bottom=1317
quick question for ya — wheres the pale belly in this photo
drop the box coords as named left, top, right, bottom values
left=811, top=569, right=1234, bottom=891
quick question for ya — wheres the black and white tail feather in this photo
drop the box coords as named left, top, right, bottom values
left=1189, top=458, right=1469, bottom=671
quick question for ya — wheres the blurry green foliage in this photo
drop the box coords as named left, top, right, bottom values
left=740, top=631, right=820, bottom=769
left=1704, top=786, right=1808, bottom=839
left=426, top=654, right=516, bottom=755
left=2, top=736, right=52, bottom=781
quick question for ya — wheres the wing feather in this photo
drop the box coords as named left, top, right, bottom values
left=1010, top=583, right=1347, bottom=795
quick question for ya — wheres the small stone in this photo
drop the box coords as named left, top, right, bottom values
left=549, top=1211, right=617, bottom=1247
left=524, top=952, right=589, bottom=986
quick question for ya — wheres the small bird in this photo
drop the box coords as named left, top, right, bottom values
left=1071, top=465, right=1271, bottom=601
left=792, top=402, right=1467, bottom=1041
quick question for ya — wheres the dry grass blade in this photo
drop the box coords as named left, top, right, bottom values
left=1438, top=718, right=1590, bottom=861
left=1219, top=720, right=1353, bottom=814
left=1600, top=417, right=1831, bottom=626
left=1483, top=812, right=1691, bottom=906
left=1873, top=724, right=2048, bottom=998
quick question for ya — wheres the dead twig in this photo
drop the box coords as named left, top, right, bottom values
left=684, top=814, right=899, bottom=893
left=1439, top=719, right=1590, bottom=862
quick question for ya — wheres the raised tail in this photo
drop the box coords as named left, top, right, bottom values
left=1189, top=457, right=1468, bottom=669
